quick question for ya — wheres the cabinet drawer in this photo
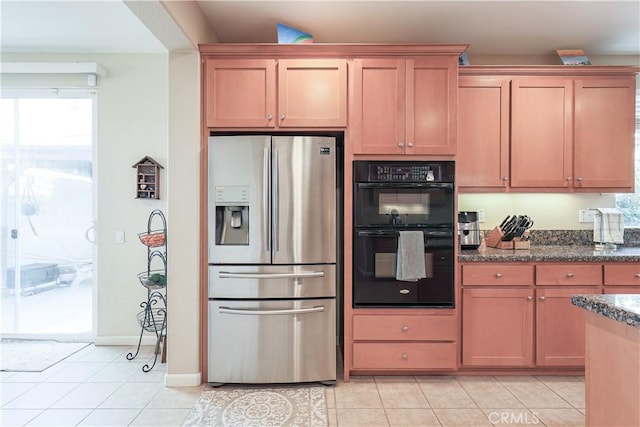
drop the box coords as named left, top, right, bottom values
left=462, top=264, right=534, bottom=286
left=536, top=264, right=602, bottom=285
left=353, top=315, right=457, bottom=341
left=603, top=286, right=640, bottom=294
left=604, top=265, right=640, bottom=286
left=353, top=342, right=457, bottom=370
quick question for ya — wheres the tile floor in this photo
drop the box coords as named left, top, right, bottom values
left=2, top=344, right=586, bottom=426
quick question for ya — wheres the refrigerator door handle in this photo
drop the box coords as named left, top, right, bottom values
left=263, top=146, right=270, bottom=253
left=273, top=147, right=279, bottom=252
left=218, top=271, right=325, bottom=279
left=218, top=305, right=325, bottom=316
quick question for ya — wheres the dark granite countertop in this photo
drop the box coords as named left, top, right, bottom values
left=459, top=246, right=640, bottom=263
left=572, top=294, right=640, bottom=328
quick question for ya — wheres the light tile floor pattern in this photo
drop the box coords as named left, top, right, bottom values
left=1, top=344, right=585, bottom=426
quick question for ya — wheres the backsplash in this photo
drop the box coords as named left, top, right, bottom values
left=480, top=229, right=640, bottom=247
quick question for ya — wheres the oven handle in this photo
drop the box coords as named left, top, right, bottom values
left=218, top=305, right=325, bottom=316
left=357, top=230, right=453, bottom=238
left=356, top=182, right=453, bottom=189
left=218, top=271, right=325, bottom=279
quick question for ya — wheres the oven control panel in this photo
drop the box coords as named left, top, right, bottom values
left=370, top=164, right=440, bottom=182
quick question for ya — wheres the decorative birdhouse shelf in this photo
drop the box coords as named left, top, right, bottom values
left=132, top=156, right=163, bottom=199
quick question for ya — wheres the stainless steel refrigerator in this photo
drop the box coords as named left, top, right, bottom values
left=207, top=135, right=337, bottom=385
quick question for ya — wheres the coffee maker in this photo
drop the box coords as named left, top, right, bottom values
left=458, top=211, right=481, bottom=249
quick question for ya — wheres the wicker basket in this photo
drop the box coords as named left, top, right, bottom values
left=138, top=231, right=165, bottom=247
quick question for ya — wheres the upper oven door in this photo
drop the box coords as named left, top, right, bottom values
left=354, top=182, right=454, bottom=228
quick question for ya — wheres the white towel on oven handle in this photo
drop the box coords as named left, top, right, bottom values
left=395, top=230, right=426, bottom=282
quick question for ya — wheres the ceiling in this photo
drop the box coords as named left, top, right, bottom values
left=1, top=1, right=639, bottom=57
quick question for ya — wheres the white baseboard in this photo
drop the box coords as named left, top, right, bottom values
left=94, top=336, right=158, bottom=346
left=165, top=372, right=202, bottom=387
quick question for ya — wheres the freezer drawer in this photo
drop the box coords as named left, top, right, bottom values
left=208, top=298, right=336, bottom=384
left=209, top=265, right=336, bottom=299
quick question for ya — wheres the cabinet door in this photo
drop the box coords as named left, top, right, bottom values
left=462, top=288, right=534, bottom=367
left=536, top=287, right=600, bottom=367
left=277, top=59, right=347, bottom=128
left=351, top=58, right=405, bottom=154
left=406, top=57, right=458, bottom=155
left=574, top=78, right=636, bottom=191
left=204, top=59, right=276, bottom=128
left=510, top=78, right=573, bottom=188
left=458, top=77, right=510, bottom=189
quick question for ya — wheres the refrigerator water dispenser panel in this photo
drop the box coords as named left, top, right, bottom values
left=215, top=186, right=250, bottom=246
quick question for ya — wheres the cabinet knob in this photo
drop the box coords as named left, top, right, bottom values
left=566, top=272, right=574, bottom=278
left=577, top=177, right=583, bottom=182
left=495, top=273, right=503, bottom=278
left=398, top=142, right=405, bottom=147
left=267, top=114, right=273, bottom=121
left=539, top=296, right=546, bottom=301
left=502, top=176, right=509, bottom=181
left=402, top=353, right=408, bottom=360
left=635, top=273, right=640, bottom=278
left=407, top=142, right=414, bottom=148
left=402, top=325, right=409, bottom=333
left=279, top=114, right=285, bottom=120
left=527, top=296, right=533, bottom=301
left=566, top=176, right=573, bottom=182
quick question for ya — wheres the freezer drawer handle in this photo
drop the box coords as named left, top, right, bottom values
left=218, top=305, right=325, bottom=316
left=218, top=271, right=325, bottom=279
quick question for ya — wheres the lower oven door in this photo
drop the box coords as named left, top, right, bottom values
left=353, top=229, right=454, bottom=307
left=208, top=298, right=336, bottom=384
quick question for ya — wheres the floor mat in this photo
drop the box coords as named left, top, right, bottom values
left=182, top=385, right=328, bottom=427
left=0, top=339, right=90, bottom=372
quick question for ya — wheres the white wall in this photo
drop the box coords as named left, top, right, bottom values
left=165, top=50, right=201, bottom=386
left=2, top=53, right=169, bottom=343
left=471, top=54, right=640, bottom=66
left=458, top=193, right=616, bottom=230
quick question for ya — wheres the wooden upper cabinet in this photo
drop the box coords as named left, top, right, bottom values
left=406, top=57, right=458, bottom=155
left=458, top=77, right=510, bottom=189
left=459, top=67, right=637, bottom=194
left=573, top=77, right=636, bottom=192
left=204, top=58, right=347, bottom=129
left=277, top=59, right=347, bottom=128
left=510, top=78, right=574, bottom=189
left=204, top=59, right=276, bottom=128
left=351, top=58, right=406, bottom=154
left=351, top=56, right=458, bottom=155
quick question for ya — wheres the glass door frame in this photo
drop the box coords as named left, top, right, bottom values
left=1, top=88, right=98, bottom=341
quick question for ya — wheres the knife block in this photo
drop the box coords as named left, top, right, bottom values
left=486, top=227, right=513, bottom=249
left=486, top=226, right=531, bottom=250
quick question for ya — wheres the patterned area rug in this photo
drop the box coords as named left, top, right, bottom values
left=182, top=385, right=328, bottom=427
left=0, top=339, right=90, bottom=372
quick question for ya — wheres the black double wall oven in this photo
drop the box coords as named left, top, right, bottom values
left=353, top=161, right=455, bottom=308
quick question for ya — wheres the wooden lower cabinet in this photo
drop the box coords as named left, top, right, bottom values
left=604, top=264, right=640, bottom=285
left=462, top=288, right=534, bottom=367
left=603, top=286, right=640, bottom=294
left=351, top=313, right=458, bottom=371
left=353, top=342, right=457, bottom=370
left=535, top=287, right=599, bottom=367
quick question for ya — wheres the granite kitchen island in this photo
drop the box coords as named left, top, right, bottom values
left=572, top=294, right=640, bottom=427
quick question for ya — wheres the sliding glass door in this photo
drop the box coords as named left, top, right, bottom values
left=0, top=90, right=95, bottom=338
